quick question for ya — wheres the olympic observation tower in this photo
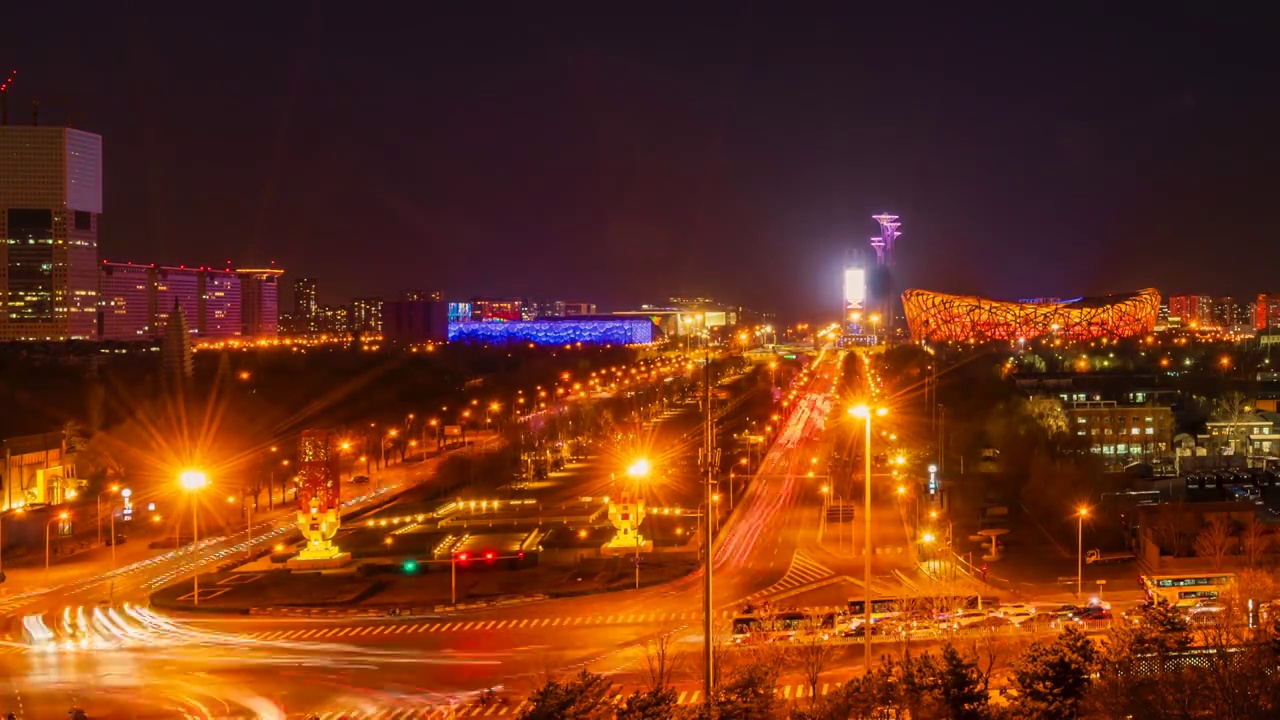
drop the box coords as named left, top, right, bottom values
left=869, top=214, right=901, bottom=334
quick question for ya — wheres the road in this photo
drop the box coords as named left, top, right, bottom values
left=0, top=351, right=933, bottom=718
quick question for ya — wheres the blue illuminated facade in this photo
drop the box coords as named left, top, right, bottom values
left=448, top=318, right=653, bottom=345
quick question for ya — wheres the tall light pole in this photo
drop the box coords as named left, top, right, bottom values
left=702, top=340, right=715, bottom=709
left=851, top=403, right=887, bottom=670
left=626, top=458, right=650, bottom=590
left=180, top=469, right=209, bottom=605
left=1077, top=506, right=1089, bottom=600
left=95, top=484, right=119, bottom=540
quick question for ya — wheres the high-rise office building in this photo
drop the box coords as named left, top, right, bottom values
left=198, top=269, right=241, bottom=339
left=237, top=268, right=281, bottom=339
left=1167, top=295, right=1213, bottom=328
left=152, top=266, right=201, bottom=336
left=382, top=300, right=448, bottom=343
left=294, top=278, right=318, bottom=319
left=98, top=262, right=277, bottom=341
left=402, top=290, right=443, bottom=302
left=351, top=297, right=383, bottom=334
left=99, top=262, right=153, bottom=340
left=0, top=126, right=102, bottom=340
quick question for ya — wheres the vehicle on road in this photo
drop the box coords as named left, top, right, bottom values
left=351, top=475, right=371, bottom=485
left=995, top=603, right=1036, bottom=617
left=1002, top=609, right=1037, bottom=626
left=1085, top=548, right=1136, bottom=565
left=1142, top=572, right=1235, bottom=607
left=1068, top=605, right=1112, bottom=623
left=730, top=611, right=812, bottom=644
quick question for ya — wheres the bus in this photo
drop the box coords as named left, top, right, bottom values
left=848, top=595, right=994, bottom=623
left=730, top=611, right=815, bottom=644
left=1142, top=573, right=1235, bottom=607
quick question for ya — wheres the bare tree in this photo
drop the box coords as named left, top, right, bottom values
left=1194, top=516, right=1235, bottom=570
left=1214, top=391, right=1254, bottom=456
left=1241, top=519, right=1271, bottom=566
left=793, top=619, right=837, bottom=706
left=641, top=632, right=679, bottom=692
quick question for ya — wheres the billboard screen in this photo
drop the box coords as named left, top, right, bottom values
left=844, top=268, right=867, bottom=311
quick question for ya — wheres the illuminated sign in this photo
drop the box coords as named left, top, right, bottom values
left=844, top=267, right=867, bottom=312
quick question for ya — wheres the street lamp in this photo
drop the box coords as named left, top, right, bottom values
left=179, top=469, right=209, bottom=605
left=626, top=458, right=651, bottom=589
left=46, top=511, right=70, bottom=574
left=849, top=403, right=887, bottom=665
left=97, top=484, right=120, bottom=545
left=1077, top=506, right=1089, bottom=600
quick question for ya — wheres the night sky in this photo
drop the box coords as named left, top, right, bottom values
left=6, top=5, right=1278, bottom=317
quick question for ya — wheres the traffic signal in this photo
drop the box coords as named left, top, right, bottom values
left=402, top=559, right=419, bottom=574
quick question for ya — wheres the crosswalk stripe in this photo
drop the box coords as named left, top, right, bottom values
left=355, top=626, right=373, bottom=635
left=551, top=618, right=561, bottom=626
left=677, top=691, right=687, bottom=704
left=334, top=627, right=353, bottom=637
left=497, top=620, right=510, bottom=629
left=517, top=619, right=529, bottom=628
left=483, top=620, right=497, bottom=629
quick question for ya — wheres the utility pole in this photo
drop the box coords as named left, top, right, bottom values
left=937, top=404, right=945, bottom=475
left=702, top=343, right=715, bottom=709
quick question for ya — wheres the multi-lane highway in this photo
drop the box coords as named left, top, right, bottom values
left=0, top=350, right=933, bottom=718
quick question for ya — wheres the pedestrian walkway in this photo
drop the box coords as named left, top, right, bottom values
left=740, top=551, right=833, bottom=603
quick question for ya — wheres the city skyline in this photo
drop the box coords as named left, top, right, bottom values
left=5, top=6, right=1279, bottom=317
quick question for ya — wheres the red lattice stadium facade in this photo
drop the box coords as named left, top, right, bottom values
left=902, top=289, right=1161, bottom=343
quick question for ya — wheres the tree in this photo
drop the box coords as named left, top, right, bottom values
left=518, top=668, right=614, bottom=720
left=1214, top=391, right=1254, bottom=455
left=1194, top=515, right=1235, bottom=570
left=713, top=661, right=782, bottom=720
left=617, top=688, right=683, bottom=720
left=1241, top=519, right=1271, bottom=566
left=794, top=621, right=837, bottom=706
left=929, top=644, right=990, bottom=720
left=1010, top=626, right=1096, bottom=720
left=1026, top=396, right=1069, bottom=438
left=794, top=665, right=900, bottom=720
left=640, top=632, right=679, bottom=692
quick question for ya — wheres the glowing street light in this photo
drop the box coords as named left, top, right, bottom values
left=626, top=458, right=651, bottom=478
left=850, top=402, right=887, bottom=664
left=179, top=469, right=208, bottom=605
left=46, top=511, right=70, bottom=574
left=1077, top=506, right=1090, bottom=599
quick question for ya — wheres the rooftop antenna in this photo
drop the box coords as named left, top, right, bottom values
left=0, top=69, right=16, bottom=126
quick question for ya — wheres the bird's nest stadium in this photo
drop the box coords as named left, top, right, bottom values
left=901, top=288, right=1160, bottom=343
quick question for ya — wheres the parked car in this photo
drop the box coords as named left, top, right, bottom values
left=351, top=475, right=370, bottom=485
left=104, top=534, right=127, bottom=546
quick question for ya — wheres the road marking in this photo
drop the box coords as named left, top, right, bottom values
left=396, top=623, right=414, bottom=633
left=334, top=627, right=353, bottom=637
left=517, top=619, right=529, bottom=628
left=551, top=618, right=561, bottom=626
left=482, top=620, right=497, bottom=629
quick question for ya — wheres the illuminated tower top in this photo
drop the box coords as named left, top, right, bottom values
left=871, top=213, right=901, bottom=267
